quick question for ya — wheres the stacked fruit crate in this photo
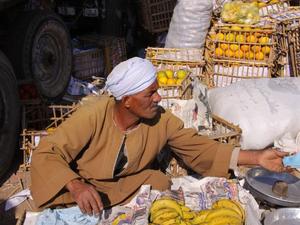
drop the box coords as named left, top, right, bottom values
left=146, top=47, right=205, bottom=99
left=205, top=21, right=280, bottom=87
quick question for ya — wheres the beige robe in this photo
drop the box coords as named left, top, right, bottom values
left=30, top=96, right=233, bottom=209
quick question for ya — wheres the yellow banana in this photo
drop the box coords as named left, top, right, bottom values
left=206, top=215, right=243, bottom=225
left=212, top=199, right=245, bottom=220
left=190, top=210, right=210, bottom=224
left=152, top=211, right=180, bottom=224
left=150, top=208, right=178, bottom=222
left=150, top=199, right=183, bottom=217
left=181, top=205, right=192, bottom=212
left=112, top=213, right=127, bottom=225
left=205, top=208, right=242, bottom=221
left=161, top=217, right=181, bottom=225
left=182, top=211, right=195, bottom=220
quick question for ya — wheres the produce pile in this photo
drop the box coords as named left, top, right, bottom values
left=157, top=69, right=189, bottom=86
left=148, top=198, right=245, bottom=225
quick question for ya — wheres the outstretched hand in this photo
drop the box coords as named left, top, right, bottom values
left=65, top=179, right=103, bottom=216
left=258, top=148, right=291, bottom=173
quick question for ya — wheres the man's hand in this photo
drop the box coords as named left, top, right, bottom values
left=257, top=148, right=291, bottom=173
left=65, top=179, right=103, bottom=216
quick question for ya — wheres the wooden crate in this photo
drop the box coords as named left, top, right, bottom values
left=78, top=35, right=127, bottom=76
left=146, top=47, right=205, bottom=78
left=271, top=7, right=300, bottom=76
left=207, top=23, right=278, bottom=64
left=73, top=48, right=104, bottom=80
left=259, top=0, right=290, bottom=17
left=136, top=0, right=177, bottom=33
left=165, top=114, right=241, bottom=177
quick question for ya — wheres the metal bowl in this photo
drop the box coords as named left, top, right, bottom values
left=264, top=208, right=300, bottom=225
left=244, top=167, right=300, bottom=207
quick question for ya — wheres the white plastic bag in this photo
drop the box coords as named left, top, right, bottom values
left=165, top=0, right=212, bottom=48
left=208, top=78, right=300, bottom=149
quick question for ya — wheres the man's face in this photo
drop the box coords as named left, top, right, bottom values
left=126, top=81, right=161, bottom=119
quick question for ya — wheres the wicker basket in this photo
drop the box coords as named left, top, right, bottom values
left=20, top=129, right=48, bottom=170
left=271, top=7, right=300, bottom=76
left=136, top=0, right=177, bottom=33
left=146, top=47, right=205, bottom=78
left=207, top=23, right=278, bottom=65
left=165, top=114, right=241, bottom=177
left=259, top=0, right=290, bottom=17
left=78, top=35, right=127, bottom=76
left=73, top=48, right=104, bottom=80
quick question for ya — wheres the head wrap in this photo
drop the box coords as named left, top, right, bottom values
left=105, top=57, right=157, bottom=100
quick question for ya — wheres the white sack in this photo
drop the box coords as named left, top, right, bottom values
left=208, top=78, right=300, bottom=149
left=165, top=0, right=212, bottom=48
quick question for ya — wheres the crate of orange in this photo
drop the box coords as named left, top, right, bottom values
left=208, top=22, right=278, bottom=64
left=155, top=64, right=192, bottom=99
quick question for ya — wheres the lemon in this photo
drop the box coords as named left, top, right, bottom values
left=226, top=33, right=235, bottom=42
left=158, top=76, right=168, bottom=85
left=258, top=2, right=267, bottom=7
left=230, top=44, right=239, bottom=52
left=236, top=34, right=245, bottom=43
left=231, top=26, right=242, bottom=31
left=259, top=36, right=270, bottom=44
left=261, top=46, right=271, bottom=54
left=165, top=69, right=174, bottom=79
left=243, top=26, right=252, bottom=31
left=167, top=78, right=176, bottom=85
left=234, top=50, right=244, bottom=59
left=210, top=33, right=216, bottom=40
left=251, top=45, right=261, bottom=53
left=255, top=52, right=264, bottom=60
left=225, top=49, right=234, bottom=58
left=177, top=70, right=187, bottom=79
left=157, top=71, right=167, bottom=79
left=176, top=78, right=184, bottom=85
left=215, top=47, right=224, bottom=57
left=220, top=43, right=229, bottom=50
left=216, top=33, right=225, bottom=41
left=245, top=51, right=254, bottom=60
left=241, top=45, right=250, bottom=52
left=246, top=35, right=258, bottom=43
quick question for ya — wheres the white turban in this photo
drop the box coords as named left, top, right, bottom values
left=105, top=57, right=157, bottom=100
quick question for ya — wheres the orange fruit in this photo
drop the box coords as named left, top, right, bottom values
left=230, top=44, right=239, bottom=51
left=247, top=35, right=258, bottom=43
left=225, top=33, right=235, bottom=42
left=255, top=52, right=265, bottom=60
left=259, top=36, right=270, bottom=44
left=220, top=43, right=229, bottom=50
left=261, top=46, right=271, bottom=54
left=240, top=45, right=250, bottom=52
left=225, top=49, right=234, bottom=58
left=215, top=47, right=224, bottom=57
left=245, top=51, right=254, bottom=60
left=236, top=34, right=245, bottom=43
left=167, top=78, right=176, bottom=85
left=234, top=50, right=244, bottom=59
left=251, top=45, right=262, bottom=53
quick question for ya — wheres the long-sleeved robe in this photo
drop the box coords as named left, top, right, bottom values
left=30, top=96, right=233, bottom=209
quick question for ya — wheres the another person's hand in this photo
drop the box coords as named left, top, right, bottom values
left=65, top=179, right=103, bottom=216
left=257, top=148, right=291, bottom=173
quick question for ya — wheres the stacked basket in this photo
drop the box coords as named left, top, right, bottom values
left=146, top=47, right=205, bottom=99
left=205, top=21, right=281, bottom=88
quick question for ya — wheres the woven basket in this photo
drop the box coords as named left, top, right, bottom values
left=165, top=114, right=241, bottom=177
left=73, top=48, right=104, bottom=80
left=207, top=23, right=278, bottom=65
left=259, top=0, right=290, bottom=17
left=146, top=47, right=205, bottom=78
left=136, top=0, right=177, bottom=33
left=271, top=7, right=300, bottom=76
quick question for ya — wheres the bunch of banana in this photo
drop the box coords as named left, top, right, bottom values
left=149, top=198, right=245, bottom=225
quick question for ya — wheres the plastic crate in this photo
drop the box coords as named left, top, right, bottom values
left=73, top=48, right=104, bottom=80
left=136, top=0, right=177, bottom=33
left=78, top=35, right=127, bottom=76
